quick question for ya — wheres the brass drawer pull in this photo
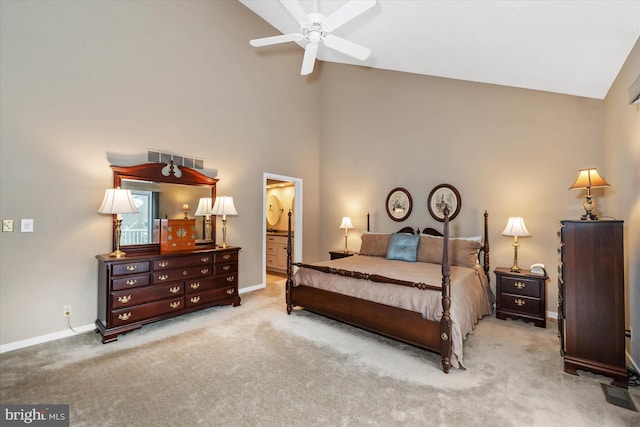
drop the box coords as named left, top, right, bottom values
left=126, top=279, right=137, bottom=286
left=223, top=254, right=231, bottom=260
left=182, top=270, right=188, bottom=276
left=226, top=288, right=235, bottom=295
left=190, top=282, right=200, bottom=290
left=190, top=296, right=201, bottom=304
left=222, top=265, right=230, bottom=271
left=159, top=261, right=169, bottom=267
left=126, top=265, right=138, bottom=271
left=200, top=256, right=210, bottom=263
left=118, top=295, right=132, bottom=304
left=159, top=274, right=169, bottom=281
left=169, top=286, right=181, bottom=294
left=169, top=301, right=181, bottom=309
left=118, top=312, right=132, bottom=321
left=226, top=275, right=235, bottom=282
left=515, top=298, right=526, bottom=307
left=514, top=282, right=526, bottom=289
left=201, top=268, right=209, bottom=274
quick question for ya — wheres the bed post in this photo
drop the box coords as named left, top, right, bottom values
left=285, top=209, right=293, bottom=314
left=483, top=210, right=490, bottom=282
left=440, top=208, right=453, bottom=373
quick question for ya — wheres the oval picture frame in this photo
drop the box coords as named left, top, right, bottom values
left=385, top=187, right=413, bottom=222
left=427, top=184, right=461, bottom=222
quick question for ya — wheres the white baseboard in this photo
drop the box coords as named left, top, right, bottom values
left=0, top=323, right=95, bottom=354
left=547, top=310, right=558, bottom=320
left=0, top=283, right=267, bottom=354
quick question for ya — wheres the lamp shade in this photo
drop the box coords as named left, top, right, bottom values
left=569, top=168, right=610, bottom=190
left=98, top=188, right=138, bottom=214
left=339, top=217, right=354, bottom=230
left=211, top=196, right=238, bottom=218
left=502, top=217, right=530, bottom=237
left=194, top=197, right=213, bottom=216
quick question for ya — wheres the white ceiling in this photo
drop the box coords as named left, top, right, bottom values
left=239, top=0, right=640, bottom=99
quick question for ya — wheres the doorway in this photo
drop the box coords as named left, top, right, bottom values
left=263, top=173, right=303, bottom=288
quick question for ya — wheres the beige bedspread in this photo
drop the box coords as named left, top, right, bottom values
left=293, top=255, right=494, bottom=368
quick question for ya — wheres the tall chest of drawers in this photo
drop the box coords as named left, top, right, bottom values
left=96, top=247, right=240, bottom=343
left=558, top=221, right=626, bottom=388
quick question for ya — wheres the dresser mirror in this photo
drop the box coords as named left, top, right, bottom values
left=110, top=162, right=218, bottom=255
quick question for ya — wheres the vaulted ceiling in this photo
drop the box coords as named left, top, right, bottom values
left=240, top=0, right=640, bottom=99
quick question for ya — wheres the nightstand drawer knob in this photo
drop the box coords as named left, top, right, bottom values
left=515, top=298, right=526, bottom=307
left=514, top=282, right=526, bottom=289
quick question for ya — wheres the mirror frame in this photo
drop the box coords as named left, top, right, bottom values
left=111, top=161, right=219, bottom=255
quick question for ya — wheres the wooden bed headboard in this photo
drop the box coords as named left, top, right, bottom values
left=364, top=211, right=490, bottom=282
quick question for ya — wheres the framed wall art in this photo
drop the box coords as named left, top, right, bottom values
left=427, top=184, right=461, bottom=222
left=386, top=187, right=413, bottom=222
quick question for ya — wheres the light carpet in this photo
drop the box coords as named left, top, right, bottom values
left=1, top=280, right=639, bottom=426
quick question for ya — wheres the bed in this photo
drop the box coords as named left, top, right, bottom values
left=284, top=210, right=493, bottom=373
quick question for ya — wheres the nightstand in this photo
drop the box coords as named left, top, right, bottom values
left=494, top=267, right=547, bottom=328
left=329, top=251, right=356, bottom=260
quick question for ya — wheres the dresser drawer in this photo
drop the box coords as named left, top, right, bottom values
left=111, top=274, right=151, bottom=291
left=111, top=297, right=184, bottom=327
left=214, top=262, right=238, bottom=275
left=185, top=277, right=226, bottom=293
left=212, top=273, right=238, bottom=287
left=214, top=251, right=237, bottom=264
left=499, top=276, right=541, bottom=298
left=152, top=266, right=212, bottom=283
left=111, top=283, right=184, bottom=309
left=153, top=253, right=213, bottom=271
left=186, top=286, right=237, bottom=306
left=499, top=294, right=541, bottom=316
left=111, top=261, right=150, bottom=277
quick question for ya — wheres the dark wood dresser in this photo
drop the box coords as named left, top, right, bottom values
left=558, top=220, right=626, bottom=388
left=96, top=247, right=240, bottom=343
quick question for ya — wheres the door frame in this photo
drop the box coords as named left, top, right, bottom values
left=263, top=173, right=303, bottom=285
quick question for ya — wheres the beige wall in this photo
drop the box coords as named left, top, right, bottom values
left=604, top=37, right=640, bottom=365
left=318, top=64, right=604, bottom=322
left=0, top=0, right=321, bottom=345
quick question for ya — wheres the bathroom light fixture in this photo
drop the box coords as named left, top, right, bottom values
left=569, top=168, right=610, bottom=220
left=194, top=197, right=213, bottom=240
left=98, top=188, right=139, bottom=258
left=339, top=217, right=354, bottom=253
left=502, top=217, right=530, bottom=273
left=211, top=196, right=238, bottom=248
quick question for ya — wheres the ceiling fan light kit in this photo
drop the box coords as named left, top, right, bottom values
left=249, top=0, right=376, bottom=76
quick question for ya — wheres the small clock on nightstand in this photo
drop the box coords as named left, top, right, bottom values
left=329, top=251, right=356, bottom=260
left=494, top=267, right=548, bottom=328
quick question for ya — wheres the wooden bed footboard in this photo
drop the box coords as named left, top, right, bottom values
left=285, top=209, right=489, bottom=373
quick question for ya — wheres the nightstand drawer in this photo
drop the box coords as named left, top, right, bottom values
left=499, top=294, right=541, bottom=316
left=500, top=276, right=541, bottom=298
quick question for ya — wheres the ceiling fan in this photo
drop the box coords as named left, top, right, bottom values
left=249, top=0, right=376, bottom=75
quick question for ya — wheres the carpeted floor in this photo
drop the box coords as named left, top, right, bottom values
left=1, top=278, right=639, bottom=426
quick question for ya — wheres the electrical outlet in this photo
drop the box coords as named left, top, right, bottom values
left=63, top=305, right=71, bottom=318
left=2, top=220, right=13, bottom=232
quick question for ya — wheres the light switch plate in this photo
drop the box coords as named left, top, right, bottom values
left=2, top=219, right=13, bottom=232
left=21, top=219, right=34, bottom=232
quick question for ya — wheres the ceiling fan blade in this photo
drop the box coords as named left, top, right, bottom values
left=250, top=33, right=304, bottom=47
left=323, top=0, right=376, bottom=32
left=323, top=35, right=371, bottom=61
left=301, top=43, right=318, bottom=75
left=280, top=0, right=309, bottom=25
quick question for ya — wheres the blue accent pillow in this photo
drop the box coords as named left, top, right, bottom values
left=385, top=233, right=420, bottom=262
